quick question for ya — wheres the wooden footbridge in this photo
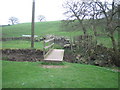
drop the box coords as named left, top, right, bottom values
left=43, top=38, right=64, bottom=62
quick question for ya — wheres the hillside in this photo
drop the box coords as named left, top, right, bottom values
left=2, top=21, right=83, bottom=38
left=2, top=21, right=118, bottom=48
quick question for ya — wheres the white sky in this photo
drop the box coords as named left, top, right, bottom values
left=0, top=0, right=65, bottom=25
left=0, top=0, right=117, bottom=25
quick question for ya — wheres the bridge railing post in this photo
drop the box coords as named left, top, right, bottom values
left=43, top=38, right=55, bottom=59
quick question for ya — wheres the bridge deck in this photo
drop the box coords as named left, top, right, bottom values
left=44, top=49, right=64, bottom=62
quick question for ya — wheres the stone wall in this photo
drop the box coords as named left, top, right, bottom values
left=1, top=49, right=43, bottom=62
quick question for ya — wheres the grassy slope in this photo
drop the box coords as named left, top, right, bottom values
left=2, top=21, right=83, bottom=38
left=2, top=40, right=44, bottom=49
left=2, top=60, right=118, bottom=88
left=2, top=40, right=62, bottom=49
left=2, top=21, right=118, bottom=48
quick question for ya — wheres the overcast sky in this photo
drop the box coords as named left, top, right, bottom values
left=0, top=0, right=117, bottom=25
left=0, top=0, right=65, bottom=25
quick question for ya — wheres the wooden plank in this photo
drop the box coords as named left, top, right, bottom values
left=44, top=38, right=54, bottom=43
left=44, top=49, right=53, bottom=59
left=44, top=43, right=54, bottom=49
left=44, top=49, right=64, bottom=61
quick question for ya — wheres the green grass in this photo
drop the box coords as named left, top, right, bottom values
left=2, top=40, right=44, bottom=49
left=1, top=21, right=109, bottom=38
left=2, top=36, right=117, bottom=49
left=97, top=36, right=114, bottom=48
left=2, top=21, right=119, bottom=88
left=97, top=33, right=118, bottom=48
left=2, top=60, right=118, bottom=88
left=2, top=21, right=118, bottom=48
left=2, top=40, right=63, bottom=49
left=2, top=21, right=81, bottom=38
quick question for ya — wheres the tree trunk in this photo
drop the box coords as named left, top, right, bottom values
left=110, top=35, right=117, bottom=53
left=110, top=34, right=119, bottom=66
left=80, top=21, right=87, bottom=35
left=92, top=25, right=97, bottom=46
left=12, top=20, right=14, bottom=25
left=76, top=15, right=87, bottom=35
left=92, top=25, right=97, bottom=36
left=82, top=26, right=87, bottom=35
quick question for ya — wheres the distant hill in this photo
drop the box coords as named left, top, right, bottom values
left=2, top=21, right=85, bottom=38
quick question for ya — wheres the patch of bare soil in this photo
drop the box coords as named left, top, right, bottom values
left=41, top=65, right=68, bottom=68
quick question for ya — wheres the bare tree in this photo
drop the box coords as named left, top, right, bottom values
left=9, top=17, right=19, bottom=25
left=96, top=0, right=119, bottom=53
left=63, top=0, right=119, bottom=53
left=88, top=0, right=104, bottom=45
left=62, top=0, right=90, bottom=35
left=38, top=15, right=46, bottom=22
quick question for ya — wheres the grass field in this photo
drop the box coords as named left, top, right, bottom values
left=1, top=40, right=62, bottom=49
left=2, top=21, right=118, bottom=48
left=2, top=21, right=83, bottom=38
left=2, top=21, right=118, bottom=38
left=1, top=21, right=119, bottom=88
left=2, top=60, right=119, bottom=88
left=2, top=40, right=43, bottom=49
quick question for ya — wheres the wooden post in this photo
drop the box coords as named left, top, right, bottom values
left=31, top=0, right=35, bottom=48
left=52, top=39, right=55, bottom=50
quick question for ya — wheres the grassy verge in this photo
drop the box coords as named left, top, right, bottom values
left=2, top=60, right=118, bottom=88
left=97, top=32, right=118, bottom=48
left=2, top=36, right=116, bottom=49
left=2, top=40, right=63, bottom=50
left=2, top=40, right=43, bottom=49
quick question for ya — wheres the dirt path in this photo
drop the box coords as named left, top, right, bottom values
left=41, top=65, right=68, bottom=68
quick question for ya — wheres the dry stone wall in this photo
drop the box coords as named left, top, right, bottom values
left=1, top=49, right=43, bottom=62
